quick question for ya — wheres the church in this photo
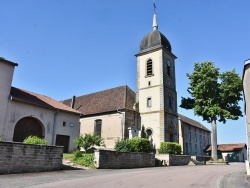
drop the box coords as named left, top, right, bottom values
left=0, top=7, right=211, bottom=155
left=63, top=10, right=211, bottom=154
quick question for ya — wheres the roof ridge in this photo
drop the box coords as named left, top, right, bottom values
left=74, top=85, right=127, bottom=99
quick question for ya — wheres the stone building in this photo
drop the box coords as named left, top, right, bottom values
left=63, top=85, right=138, bottom=149
left=178, top=114, right=211, bottom=156
left=243, top=58, right=250, bottom=174
left=63, top=10, right=211, bottom=152
left=0, top=58, right=81, bottom=152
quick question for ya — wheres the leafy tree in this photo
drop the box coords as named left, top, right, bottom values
left=180, top=62, right=242, bottom=161
left=140, top=125, right=147, bottom=138
left=74, top=134, right=105, bottom=154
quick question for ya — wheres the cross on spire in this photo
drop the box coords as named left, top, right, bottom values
left=153, top=0, right=156, bottom=13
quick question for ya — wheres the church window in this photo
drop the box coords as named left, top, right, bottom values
left=195, top=144, right=197, bottom=153
left=94, top=119, right=102, bottom=136
left=194, top=133, right=197, bottom=142
left=148, top=81, right=151, bottom=86
left=167, top=60, right=171, bottom=76
left=147, top=97, right=152, bottom=107
left=168, top=94, right=172, bottom=108
left=62, top=121, right=66, bottom=127
left=189, top=132, right=191, bottom=141
left=146, top=59, right=153, bottom=76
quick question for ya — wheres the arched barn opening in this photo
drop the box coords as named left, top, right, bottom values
left=13, top=117, right=45, bottom=142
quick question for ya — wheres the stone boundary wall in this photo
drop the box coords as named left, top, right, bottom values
left=0, top=141, right=63, bottom=174
left=94, top=150, right=155, bottom=169
left=155, top=154, right=191, bottom=166
left=191, top=155, right=211, bottom=162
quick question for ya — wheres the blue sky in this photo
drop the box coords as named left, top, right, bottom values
left=0, top=0, right=249, bottom=144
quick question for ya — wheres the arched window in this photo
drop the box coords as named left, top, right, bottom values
left=146, top=59, right=153, bottom=76
left=95, top=119, right=102, bottom=136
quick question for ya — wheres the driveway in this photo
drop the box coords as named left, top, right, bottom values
left=0, top=163, right=249, bottom=188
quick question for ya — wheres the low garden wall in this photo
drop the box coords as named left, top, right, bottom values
left=94, top=149, right=155, bottom=169
left=0, top=141, right=63, bottom=174
left=155, top=154, right=191, bottom=166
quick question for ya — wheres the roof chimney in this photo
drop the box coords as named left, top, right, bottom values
left=71, top=96, right=76, bottom=109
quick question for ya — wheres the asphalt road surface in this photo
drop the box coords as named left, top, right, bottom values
left=0, top=163, right=249, bottom=188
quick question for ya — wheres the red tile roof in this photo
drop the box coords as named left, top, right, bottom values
left=10, top=87, right=80, bottom=114
left=62, top=85, right=135, bottom=115
left=206, top=143, right=246, bottom=152
left=178, top=113, right=210, bottom=132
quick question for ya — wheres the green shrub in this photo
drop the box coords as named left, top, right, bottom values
left=115, top=137, right=150, bottom=153
left=140, top=125, right=147, bottom=138
left=0, top=137, right=2, bottom=141
left=128, top=137, right=150, bottom=152
left=23, top=136, right=47, bottom=145
left=73, top=153, right=94, bottom=168
left=159, top=142, right=181, bottom=154
left=74, top=134, right=105, bottom=153
left=115, top=139, right=131, bottom=152
left=74, top=150, right=83, bottom=159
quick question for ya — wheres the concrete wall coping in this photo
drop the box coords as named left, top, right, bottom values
left=0, top=141, right=64, bottom=149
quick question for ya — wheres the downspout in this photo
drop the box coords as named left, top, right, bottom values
left=117, top=109, right=124, bottom=139
left=52, top=110, right=58, bottom=145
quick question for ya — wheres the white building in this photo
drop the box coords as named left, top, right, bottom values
left=0, top=58, right=81, bottom=152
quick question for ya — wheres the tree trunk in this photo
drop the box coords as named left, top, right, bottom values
left=211, top=119, right=218, bottom=161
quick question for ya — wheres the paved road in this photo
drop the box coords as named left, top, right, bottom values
left=0, top=163, right=249, bottom=188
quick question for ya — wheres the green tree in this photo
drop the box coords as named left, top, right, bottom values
left=74, top=134, right=105, bottom=154
left=180, top=62, right=242, bottom=161
left=140, top=125, right=147, bottom=138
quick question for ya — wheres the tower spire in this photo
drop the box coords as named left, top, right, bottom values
left=152, top=1, right=158, bottom=30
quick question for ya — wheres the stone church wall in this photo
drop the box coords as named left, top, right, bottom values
left=94, top=149, right=155, bottom=169
left=0, top=141, right=63, bottom=174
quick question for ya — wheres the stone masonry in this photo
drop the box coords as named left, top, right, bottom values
left=0, top=141, right=63, bottom=174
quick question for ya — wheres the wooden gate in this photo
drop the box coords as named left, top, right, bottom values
left=13, top=117, right=43, bottom=142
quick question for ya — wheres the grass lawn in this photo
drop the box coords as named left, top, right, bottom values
left=63, top=153, right=74, bottom=160
left=63, top=152, right=95, bottom=168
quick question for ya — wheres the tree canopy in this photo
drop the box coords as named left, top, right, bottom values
left=74, top=134, right=105, bottom=154
left=180, top=61, right=242, bottom=161
left=180, top=61, right=242, bottom=123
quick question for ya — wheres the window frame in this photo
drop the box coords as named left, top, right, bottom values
left=146, top=59, right=154, bottom=77
left=147, top=97, right=152, bottom=107
left=94, top=119, right=102, bottom=137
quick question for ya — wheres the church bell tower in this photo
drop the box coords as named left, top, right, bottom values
left=135, top=8, right=178, bottom=151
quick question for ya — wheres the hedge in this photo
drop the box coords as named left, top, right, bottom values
left=115, top=137, right=150, bottom=153
left=159, top=142, right=181, bottom=154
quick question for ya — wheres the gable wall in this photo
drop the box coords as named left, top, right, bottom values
left=3, top=100, right=79, bottom=152
left=0, top=61, right=15, bottom=135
